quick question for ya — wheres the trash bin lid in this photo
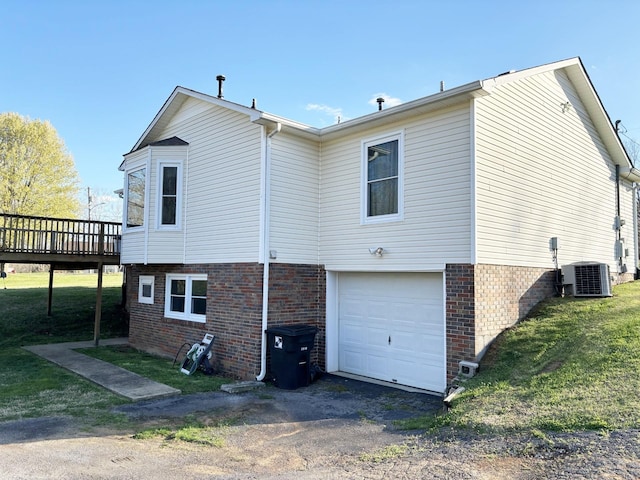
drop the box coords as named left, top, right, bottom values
left=266, top=325, right=318, bottom=337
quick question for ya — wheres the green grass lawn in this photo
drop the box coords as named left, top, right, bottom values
left=3, top=271, right=640, bottom=436
left=0, top=272, right=229, bottom=424
left=398, top=281, right=640, bottom=433
left=0, top=271, right=127, bottom=346
left=0, top=272, right=130, bottom=421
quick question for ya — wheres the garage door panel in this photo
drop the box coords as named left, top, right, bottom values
left=367, top=353, right=390, bottom=378
left=340, top=324, right=363, bottom=345
left=341, top=349, right=364, bottom=373
left=368, top=327, right=389, bottom=348
left=338, top=272, right=445, bottom=392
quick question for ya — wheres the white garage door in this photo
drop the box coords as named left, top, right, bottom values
left=338, top=272, right=445, bottom=393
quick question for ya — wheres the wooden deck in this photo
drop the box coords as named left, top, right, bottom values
left=0, top=213, right=121, bottom=267
left=0, top=214, right=123, bottom=344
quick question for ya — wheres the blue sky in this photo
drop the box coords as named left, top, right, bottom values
left=2, top=0, right=639, bottom=218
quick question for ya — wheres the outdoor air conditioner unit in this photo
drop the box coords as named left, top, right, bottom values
left=561, top=263, right=612, bottom=297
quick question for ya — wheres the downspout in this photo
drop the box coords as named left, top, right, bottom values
left=634, top=183, right=639, bottom=278
left=616, top=165, right=622, bottom=274
left=256, top=122, right=281, bottom=381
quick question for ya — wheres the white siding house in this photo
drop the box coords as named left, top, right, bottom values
left=121, top=58, right=639, bottom=394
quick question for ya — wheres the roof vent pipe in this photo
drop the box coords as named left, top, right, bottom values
left=440, top=81, right=445, bottom=92
left=376, top=97, right=385, bottom=111
left=216, top=75, right=226, bottom=99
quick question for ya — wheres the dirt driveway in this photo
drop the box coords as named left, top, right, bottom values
left=1, top=375, right=639, bottom=479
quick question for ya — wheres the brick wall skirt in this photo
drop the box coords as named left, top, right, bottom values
left=268, top=263, right=326, bottom=369
left=127, top=263, right=325, bottom=381
left=445, top=263, right=556, bottom=382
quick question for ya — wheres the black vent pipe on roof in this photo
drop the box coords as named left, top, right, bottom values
left=377, top=97, right=385, bottom=111
left=216, top=75, right=226, bottom=99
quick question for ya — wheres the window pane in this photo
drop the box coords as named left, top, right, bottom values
left=126, top=169, right=145, bottom=228
left=142, top=284, right=152, bottom=298
left=162, top=167, right=177, bottom=195
left=162, top=197, right=176, bottom=224
left=192, top=280, right=207, bottom=297
left=171, top=296, right=185, bottom=312
left=368, top=141, right=398, bottom=180
left=171, top=279, right=186, bottom=295
left=191, top=297, right=206, bottom=315
left=368, top=178, right=398, bottom=216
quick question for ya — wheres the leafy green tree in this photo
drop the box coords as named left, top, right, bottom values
left=0, top=112, right=80, bottom=217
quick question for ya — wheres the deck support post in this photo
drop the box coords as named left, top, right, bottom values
left=94, top=262, right=104, bottom=346
left=48, top=265, right=54, bottom=317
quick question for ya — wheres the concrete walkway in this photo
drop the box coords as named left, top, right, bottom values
left=23, top=338, right=181, bottom=401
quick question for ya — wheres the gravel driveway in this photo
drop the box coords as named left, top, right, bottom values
left=1, top=375, right=639, bottom=479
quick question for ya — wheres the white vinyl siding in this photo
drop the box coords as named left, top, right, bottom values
left=319, top=104, right=473, bottom=271
left=145, top=147, right=187, bottom=264
left=160, top=104, right=262, bottom=264
left=126, top=97, right=263, bottom=265
left=474, top=70, right=623, bottom=272
left=269, top=133, right=320, bottom=265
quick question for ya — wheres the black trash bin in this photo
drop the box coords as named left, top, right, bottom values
left=266, top=325, right=318, bottom=390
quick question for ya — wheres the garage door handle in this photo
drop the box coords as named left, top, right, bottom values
left=388, top=336, right=391, bottom=345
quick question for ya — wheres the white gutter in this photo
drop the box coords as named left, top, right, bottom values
left=256, top=122, right=281, bottom=381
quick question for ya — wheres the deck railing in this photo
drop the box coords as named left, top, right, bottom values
left=0, top=214, right=121, bottom=257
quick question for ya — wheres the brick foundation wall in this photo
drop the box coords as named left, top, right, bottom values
left=473, top=264, right=555, bottom=358
left=445, top=264, right=476, bottom=383
left=127, top=262, right=325, bottom=381
left=445, top=263, right=556, bottom=383
left=268, top=263, right=326, bottom=369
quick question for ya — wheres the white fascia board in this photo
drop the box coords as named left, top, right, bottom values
left=253, top=80, right=487, bottom=141
left=318, top=80, right=486, bottom=140
left=254, top=113, right=321, bottom=140
left=130, top=87, right=184, bottom=153
left=482, top=57, right=634, bottom=171
left=480, top=57, right=581, bottom=92
left=130, top=86, right=263, bottom=153
left=175, top=86, right=262, bottom=120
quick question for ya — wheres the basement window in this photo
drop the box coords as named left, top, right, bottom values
left=138, top=275, right=155, bottom=305
left=164, top=274, right=207, bottom=323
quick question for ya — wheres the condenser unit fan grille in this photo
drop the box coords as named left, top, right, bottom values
left=574, top=264, right=604, bottom=296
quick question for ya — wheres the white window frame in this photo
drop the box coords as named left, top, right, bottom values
left=138, top=275, right=155, bottom=305
left=156, top=160, right=183, bottom=230
left=361, top=131, right=404, bottom=224
left=164, top=274, right=207, bottom=323
left=124, top=166, right=147, bottom=231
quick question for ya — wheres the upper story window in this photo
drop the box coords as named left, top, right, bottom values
left=126, top=168, right=146, bottom=229
left=361, top=132, right=404, bottom=224
left=157, top=162, right=182, bottom=229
